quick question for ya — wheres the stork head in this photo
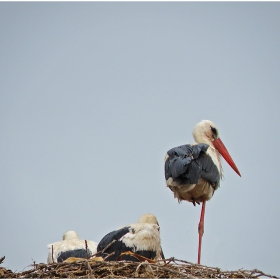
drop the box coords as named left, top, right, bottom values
left=63, top=230, right=79, bottom=240
left=193, top=120, right=241, bottom=177
left=138, top=213, right=159, bottom=226
left=192, top=120, right=219, bottom=143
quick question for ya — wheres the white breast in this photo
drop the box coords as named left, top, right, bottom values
left=120, top=223, right=161, bottom=259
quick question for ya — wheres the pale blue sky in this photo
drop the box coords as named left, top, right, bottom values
left=1, top=2, right=280, bottom=276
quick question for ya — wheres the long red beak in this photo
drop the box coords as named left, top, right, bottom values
left=212, top=138, right=241, bottom=177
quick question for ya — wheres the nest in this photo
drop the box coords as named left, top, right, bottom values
left=0, top=256, right=278, bottom=279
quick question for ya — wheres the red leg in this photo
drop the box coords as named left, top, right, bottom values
left=197, top=200, right=206, bottom=264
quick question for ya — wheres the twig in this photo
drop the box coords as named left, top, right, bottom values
left=101, top=240, right=116, bottom=253
left=85, top=240, right=89, bottom=259
left=85, top=259, right=94, bottom=278
left=88, top=240, right=116, bottom=259
left=103, top=252, right=115, bottom=260
left=51, top=244, right=54, bottom=263
left=140, top=261, right=196, bottom=279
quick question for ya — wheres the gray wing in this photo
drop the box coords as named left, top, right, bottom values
left=165, top=143, right=220, bottom=188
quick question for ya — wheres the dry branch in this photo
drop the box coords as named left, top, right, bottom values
left=0, top=257, right=278, bottom=279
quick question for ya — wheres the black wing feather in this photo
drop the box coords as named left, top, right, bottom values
left=97, top=227, right=131, bottom=261
left=165, top=143, right=219, bottom=188
left=97, top=227, right=130, bottom=252
left=57, top=248, right=92, bottom=262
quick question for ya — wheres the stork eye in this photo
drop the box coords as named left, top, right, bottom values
left=210, top=126, right=217, bottom=137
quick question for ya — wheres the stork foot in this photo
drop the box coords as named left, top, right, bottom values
left=192, top=198, right=200, bottom=206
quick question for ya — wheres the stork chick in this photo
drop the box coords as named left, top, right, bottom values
left=47, top=230, right=97, bottom=263
left=97, top=213, right=164, bottom=262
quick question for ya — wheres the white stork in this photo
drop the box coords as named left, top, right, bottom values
left=47, top=230, right=97, bottom=263
left=97, top=213, right=164, bottom=262
left=165, top=120, right=241, bottom=264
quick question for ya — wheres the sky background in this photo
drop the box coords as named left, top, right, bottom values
left=1, top=2, right=280, bottom=277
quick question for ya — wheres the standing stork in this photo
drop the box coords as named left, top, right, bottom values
left=164, top=120, right=241, bottom=264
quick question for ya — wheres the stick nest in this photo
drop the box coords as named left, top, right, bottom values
left=0, top=257, right=278, bottom=279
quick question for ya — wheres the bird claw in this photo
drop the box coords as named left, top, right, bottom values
left=192, top=199, right=200, bottom=206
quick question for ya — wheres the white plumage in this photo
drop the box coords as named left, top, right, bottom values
left=47, top=230, right=97, bottom=263
left=97, top=213, right=164, bottom=261
left=121, top=214, right=162, bottom=259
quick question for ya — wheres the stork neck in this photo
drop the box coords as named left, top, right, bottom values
left=195, top=134, right=213, bottom=147
left=207, top=145, right=223, bottom=176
